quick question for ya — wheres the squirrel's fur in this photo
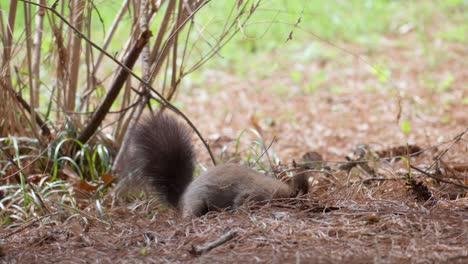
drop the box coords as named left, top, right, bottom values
left=131, top=113, right=309, bottom=217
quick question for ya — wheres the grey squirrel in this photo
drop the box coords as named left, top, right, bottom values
left=131, top=113, right=309, bottom=217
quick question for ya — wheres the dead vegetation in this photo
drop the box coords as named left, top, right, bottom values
left=1, top=0, right=467, bottom=263
left=2, top=185, right=467, bottom=263
left=1, top=137, right=467, bottom=262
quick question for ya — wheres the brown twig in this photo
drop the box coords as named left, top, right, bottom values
left=359, top=177, right=406, bottom=184
left=23, top=2, right=38, bottom=135
left=251, top=136, right=276, bottom=169
left=9, top=70, right=51, bottom=137
left=31, top=0, right=46, bottom=107
left=410, top=165, right=468, bottom=190
left=0, top=212, right=59, bottom=239
left=77, top=29, right=151, bottom=144
left=66, top=0, right=85, bottom=112
left=190, top=229, right=237, bottom=256
left=1, top=0, right=19, bottom=137
left=293, top=131, right=467, bottom=166
left=428, top=128, right=468, bottom=171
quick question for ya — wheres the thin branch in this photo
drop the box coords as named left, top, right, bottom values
left=78, top=29, right=151, bottom=144
left=428, top=128, right=468, bottom=170
left=94, top=0, right=130, bottom=70
left=23, top=3, right=38, bottom=135
left=190, top=229, right=237, bottom=256
left=0, top=212, right=60, bottom=239
left=20, top=0, right=217, bottom=165
left=32, top=0, right=46, bottom=107
left=9, top=78, right=51, bottom=137
left=0, top=0, right=18, bottom=137
left=251, top=136, right=276, bottom=168
left=410, top=165, right=468, bottom=190
left=66, top=0, right=85, bottom=112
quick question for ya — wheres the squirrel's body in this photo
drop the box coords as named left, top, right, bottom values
left=131, top=113, right=309, bottom=217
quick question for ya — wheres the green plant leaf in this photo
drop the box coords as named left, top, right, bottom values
left=401, top=120, right=411, bottom=134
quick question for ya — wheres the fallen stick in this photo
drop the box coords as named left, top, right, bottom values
left=410, top=165, right=468, bottom=190
left=190, top=229, right=237, bottom=256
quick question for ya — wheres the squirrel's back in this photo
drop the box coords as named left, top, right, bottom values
left=132, top=113, right=195, bottom=208
left=181, top=164, right=309, bottom=217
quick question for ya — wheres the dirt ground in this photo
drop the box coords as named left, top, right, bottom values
left=2, top=31, right=467, bottom=263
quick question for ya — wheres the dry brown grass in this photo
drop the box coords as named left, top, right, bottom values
left=2, top=137, right=467, bottom=262
left=1, top=1, right=467, bottom=263
left=2, top=184, right=467, bottom=262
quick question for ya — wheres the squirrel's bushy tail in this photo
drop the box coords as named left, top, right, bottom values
left=132, top=113, right=195, bottom=208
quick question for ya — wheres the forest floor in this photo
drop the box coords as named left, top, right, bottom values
left=2, top=24, right=468, bottom=264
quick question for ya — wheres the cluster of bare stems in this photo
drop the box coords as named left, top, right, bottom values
left=0, top=0, right=262, bottom=169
